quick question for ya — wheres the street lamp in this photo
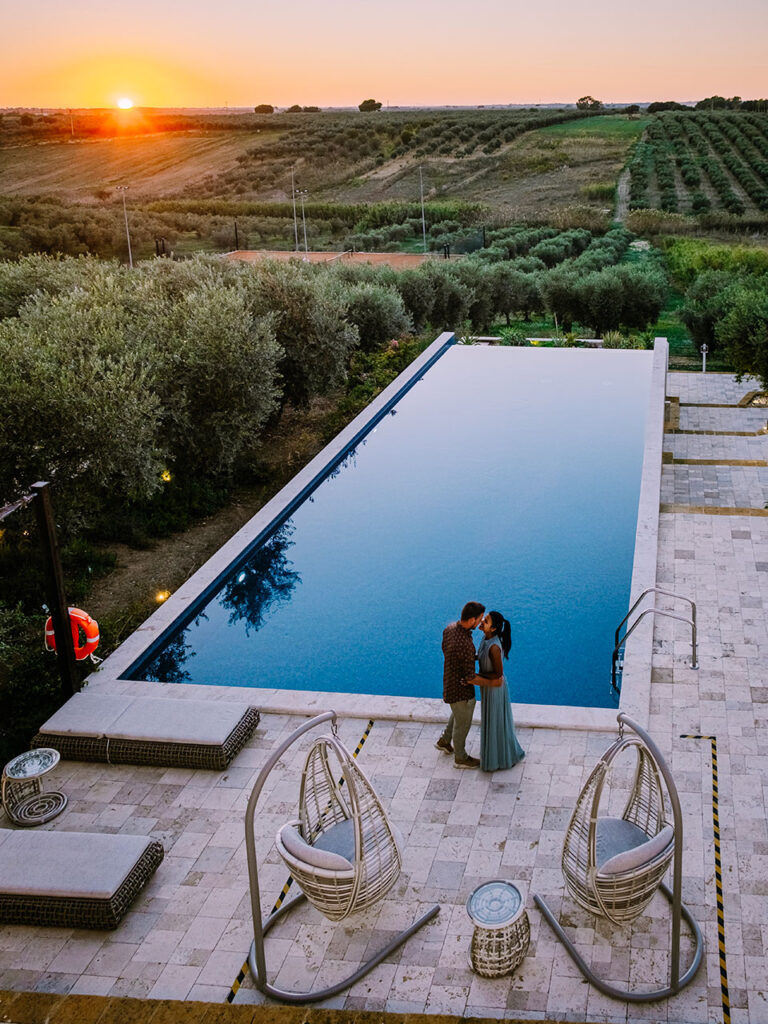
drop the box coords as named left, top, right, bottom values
left=295, top=188, right=309, bottom=252
left=290, top=168, right=299, bottom=251
left=700, top=343, right=708, bottom=373
left=419, top=167, right=427, bottom=253
left=116, top=185, right=133, bottom=268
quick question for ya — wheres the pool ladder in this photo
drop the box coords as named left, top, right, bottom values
left=611, top=587, right=697, bottom=693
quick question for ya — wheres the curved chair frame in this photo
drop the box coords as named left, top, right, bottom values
left=562, top=734, right=673, bottom=924
left=245, top=711, right=439, bottom=1004
left=275, top=733, right=402, bottom=920
left=535, top=713, right=703, bottom=1002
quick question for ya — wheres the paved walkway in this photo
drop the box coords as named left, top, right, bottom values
left=1, top=372, right=766, bottom=1023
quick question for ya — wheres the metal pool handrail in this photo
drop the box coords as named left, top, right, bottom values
left=612, top=587, right=697, bottom=691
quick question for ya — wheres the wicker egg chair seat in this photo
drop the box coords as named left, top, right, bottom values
left=275, top=733, right=402, bottom=921
left=534, top=714, right=703, bottom=1003
left=562, top=735, right=675, bottom=925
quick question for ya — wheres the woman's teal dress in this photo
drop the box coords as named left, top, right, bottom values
left=478, top=635, right=525, bottom=772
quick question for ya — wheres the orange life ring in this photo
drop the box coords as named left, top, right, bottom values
left=44, top=607, right=100, bottom=661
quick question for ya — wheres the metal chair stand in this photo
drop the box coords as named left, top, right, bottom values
left=534, top=713, right=704, bottom=1003
left=244, top=711, right=440, bottom=1004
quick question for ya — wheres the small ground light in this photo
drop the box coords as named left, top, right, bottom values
left=155, top=590, right=171, bottom=603
left=161, top=470, right=172, bottom=482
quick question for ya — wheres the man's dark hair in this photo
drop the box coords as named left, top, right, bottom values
left=461, top=601, right=485, bottom=620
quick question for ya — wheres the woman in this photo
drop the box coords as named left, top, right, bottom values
left=477, top=610, right=525, bottom=772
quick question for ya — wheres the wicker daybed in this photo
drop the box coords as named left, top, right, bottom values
left=0, top=828, right=164, bottom=929
left=33, top=693, right=260, bottom=770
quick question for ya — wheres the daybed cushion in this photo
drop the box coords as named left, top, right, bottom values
left=0, top=829, right=164, bottom=929
left=36, top=693, right=132, bottom=735
left=598, top=821, right=674, bottom=875
left=0, top=831, right=155, bottom=899
left=33, top=694, right=260, bottom=770
left=38, top=694, right=249, bottom=745
left=278, top=820, right=354, bottom=871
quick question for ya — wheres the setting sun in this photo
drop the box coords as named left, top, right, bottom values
left=117, top=97, right=134, bottom=109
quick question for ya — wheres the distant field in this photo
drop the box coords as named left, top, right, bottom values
left=0, top=132, right=270, bottom=199
left=538, top=115, right=651, bottom=139
left=0, top=110, right=655, bottom=259
left=0, top=110, right=638, bottom=213
left=628, top=111, right=768, bottom=221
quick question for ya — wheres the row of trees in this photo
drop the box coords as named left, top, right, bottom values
left=0, top=195, right=485, bottom=262
left=629, top=111, right=768, bottom=218
left=208, top=107, right=595, bottom=198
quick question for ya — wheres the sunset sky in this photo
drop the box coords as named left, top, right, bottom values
left=4, top=0, right=767, bottom=109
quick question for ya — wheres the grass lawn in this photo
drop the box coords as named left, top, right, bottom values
left=538, top=114, right=651, bottom=140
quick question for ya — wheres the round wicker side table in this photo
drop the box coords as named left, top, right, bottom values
left=1, top=748, right=68, bottom=826
left=467, top=879, right=530, bottom=978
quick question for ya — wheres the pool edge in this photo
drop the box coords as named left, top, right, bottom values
left=615, top=337, right=667, bottom=729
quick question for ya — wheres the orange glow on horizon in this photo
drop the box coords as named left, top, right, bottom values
left=7, top=52, right=225, bottom=109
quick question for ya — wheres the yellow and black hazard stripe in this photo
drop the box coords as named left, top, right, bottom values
left=226, top=718, right=375, bottom=1003
left=682, top=733, right=729, bottom=1024
left=226, top=960, right=249, bottom=1003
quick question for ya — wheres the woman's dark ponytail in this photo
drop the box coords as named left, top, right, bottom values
left=489, top=610, right=512, bottom=659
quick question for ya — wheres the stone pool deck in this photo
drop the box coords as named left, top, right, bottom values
left=1, top=371, right=766, bottom=1024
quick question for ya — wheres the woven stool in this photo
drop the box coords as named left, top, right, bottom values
left=467, top=879, right=530, bottom=978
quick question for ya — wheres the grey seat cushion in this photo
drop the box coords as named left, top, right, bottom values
left=0, top=830, right=158, bottom=899
left=596, top=818, right=674, bottom=875
left=38, top=694, right=132, bottom=735
left=278, top=820, right=354, bottom=872
left=40, top=694, right=252, bottom=745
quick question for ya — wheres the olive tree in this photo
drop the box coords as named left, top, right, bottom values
left=0, top=296, right=163, bottom=531
left=343, top=282, right=412, bottom=351
left=248, top=261, right=359, bottom=405
left=715, top=283, right=768, bottom=385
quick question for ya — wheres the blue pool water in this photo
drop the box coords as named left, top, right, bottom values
left=129, top=346, right=653, bottom=708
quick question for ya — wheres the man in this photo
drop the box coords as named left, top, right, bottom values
left=436, top=601, right=490, bottom=769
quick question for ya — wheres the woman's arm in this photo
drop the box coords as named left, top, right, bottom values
left=475, top=645, right=503, bottom=687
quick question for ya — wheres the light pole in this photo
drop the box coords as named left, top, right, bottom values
left=116, top=186, right=133, bottom=268
left=700, top=343, right=708, bottom=373
left=419, top=166, right=427, bottom=252
left=290, top=168, right=299, bottom=251
left=296, top=189, right=308, bottom=252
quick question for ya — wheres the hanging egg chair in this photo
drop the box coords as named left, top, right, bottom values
left=244, top=711, right=439, bottom=1004
left=275, top=732, right=403, bottom=921
left=561, top=728, right=674, bottom=925
left=535, top=713, right=703, bottom=1002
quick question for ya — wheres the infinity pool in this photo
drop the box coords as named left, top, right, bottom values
left=128, top=346, right=653, bottom=708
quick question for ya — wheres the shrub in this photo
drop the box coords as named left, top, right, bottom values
left=343, top=282, right=412, bottom=351
left=249, top=261, right=359, bottom=404
left=0, top=289, right=165, bottom=531
left=491, top=264, right=541, bottom=323
left=395, top=269, right=436, bottom=329
left=420, top=262, right=474, bottom=329
left=715, top=282, right=768, bottom=384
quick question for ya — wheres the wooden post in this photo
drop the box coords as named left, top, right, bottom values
left=30, top=482, right=79, bottom=697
